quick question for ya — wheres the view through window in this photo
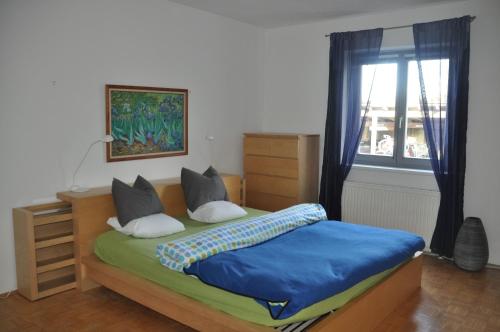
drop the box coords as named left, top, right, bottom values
left=406, top=59, right=449, bottom=160
left=359, top=62, right=397, bottom=157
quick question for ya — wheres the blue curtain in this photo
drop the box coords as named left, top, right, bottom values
left=319, top=29, right=383, bottom=220
left=413, top=16, right=471, bottom=257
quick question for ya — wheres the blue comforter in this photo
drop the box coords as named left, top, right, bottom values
left=184, top=221, right=425, bottom=319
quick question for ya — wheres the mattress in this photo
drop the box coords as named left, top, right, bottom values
left=94, top=207, right=401, bottom=327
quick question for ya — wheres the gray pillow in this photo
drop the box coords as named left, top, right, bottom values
left=112, top=176, right=164, bottom=227
left=181, top=166, right=229, bottom=212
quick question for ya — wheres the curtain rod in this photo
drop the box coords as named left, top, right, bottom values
left=324, top=16, right=476, bottom=37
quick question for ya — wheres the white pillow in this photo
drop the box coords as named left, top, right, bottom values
left=107, top=213, right=185, bottom=238
left=188, top=200, right=247, bottom=223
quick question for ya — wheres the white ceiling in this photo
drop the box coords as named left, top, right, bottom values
left=168, top=0, right=462, bottom=28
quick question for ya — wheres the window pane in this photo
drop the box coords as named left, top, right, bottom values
left=358, top=63, right=397, bottom=157
left=406, top=59, right=449, bottom=159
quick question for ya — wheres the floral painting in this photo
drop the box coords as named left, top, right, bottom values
left=106, top=85, right=188, bottom=162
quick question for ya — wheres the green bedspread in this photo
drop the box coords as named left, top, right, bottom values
left=94, top=208, right=400, bottom=327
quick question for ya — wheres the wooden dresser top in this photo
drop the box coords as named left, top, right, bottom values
left=243, top=132, right=319, bottom=139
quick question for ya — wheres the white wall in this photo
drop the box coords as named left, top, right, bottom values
left=0, top=0, right=265, bottom=293
left=263, top=0, right=500, bottom=264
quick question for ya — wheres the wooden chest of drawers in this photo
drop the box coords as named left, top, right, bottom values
left=243, top=133, right=319, bottom=211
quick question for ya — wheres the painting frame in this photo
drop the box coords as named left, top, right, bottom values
left=105, top=84, right=188, bottom=162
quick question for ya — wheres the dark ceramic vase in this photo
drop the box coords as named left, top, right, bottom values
left=454, top=217, right=489, bottom=271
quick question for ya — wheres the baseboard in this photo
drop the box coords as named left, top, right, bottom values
left=486, top=263, right=500, bottom=270
left=422, top=251, right=500, bottom=270
left=0, top=290, right=16, bottom=298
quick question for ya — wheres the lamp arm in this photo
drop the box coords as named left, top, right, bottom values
left=71, top=140, right=101, bottom=188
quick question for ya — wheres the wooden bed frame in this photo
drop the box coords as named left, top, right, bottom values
left=57, top=174, right=422, bottom=332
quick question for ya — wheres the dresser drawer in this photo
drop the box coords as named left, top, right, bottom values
left=244, top=156, right=299, bottom=179
left=245, top=174, right=298, bottom=198
left=246, top=192, right=298, bottom=212
left=244, top=137, right=298, bottom=159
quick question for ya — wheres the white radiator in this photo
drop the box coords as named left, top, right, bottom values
left=342, top=181, right=440, bottom=249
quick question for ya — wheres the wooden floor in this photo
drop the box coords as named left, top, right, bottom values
left=1, top=256, right=500, bottom=332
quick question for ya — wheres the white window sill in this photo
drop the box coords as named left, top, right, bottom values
left=348, top=164, right=438, bottom=191
left=352, top=164, right=434, bottom=176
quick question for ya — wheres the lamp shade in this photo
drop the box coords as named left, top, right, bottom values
left=103, top=135, right=114, bottom=143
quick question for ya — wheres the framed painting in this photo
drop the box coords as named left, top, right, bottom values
left=106, top=85, right=188, bottom=162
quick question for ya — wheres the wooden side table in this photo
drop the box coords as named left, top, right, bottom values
left=13, top=201, right=76, bottom=300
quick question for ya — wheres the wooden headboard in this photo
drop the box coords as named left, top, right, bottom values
left=57, top=174, right=243, bottom=291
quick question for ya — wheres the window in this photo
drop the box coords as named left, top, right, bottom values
left=355, top=50, right=448, bottom=169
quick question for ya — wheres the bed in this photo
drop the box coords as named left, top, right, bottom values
left=57, top=174, right=423, bottom=332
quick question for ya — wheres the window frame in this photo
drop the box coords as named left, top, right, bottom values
left=354, top=49, right=432, bottom=170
